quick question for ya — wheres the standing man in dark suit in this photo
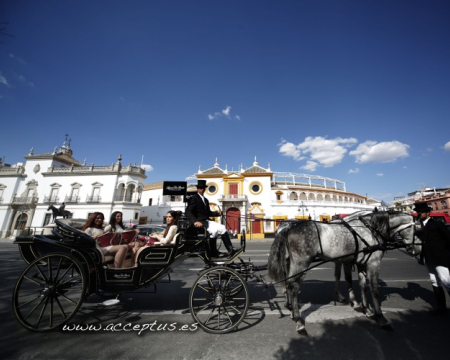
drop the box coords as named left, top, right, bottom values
left=185, top=180, right=237, bottom=258
left=414, top=201, right=450, bottom=315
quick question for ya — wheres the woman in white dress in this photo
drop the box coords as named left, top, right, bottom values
left=81, top=212, right=128, bottom=268
left=150, top=210, right=179, bottom=245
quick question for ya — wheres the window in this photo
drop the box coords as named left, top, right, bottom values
left=206, top=182, right=218, bottom=195
left=149, top=198, right=153, bottom=206
left=43, top=214, right=52, bottom=226
left=249, top=182, right=263, bottom=195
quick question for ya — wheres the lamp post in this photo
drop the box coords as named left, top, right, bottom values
left=298, top=201, right=308, bottom=219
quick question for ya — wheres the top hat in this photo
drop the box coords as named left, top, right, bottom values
left=413, top=201, right=432, bottom=213
left=195, top=180, right=207, bottom=188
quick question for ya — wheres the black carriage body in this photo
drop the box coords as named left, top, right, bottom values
left=13, top=212, right=251, bottom=333
left=14, top=218, right=208, bottom=296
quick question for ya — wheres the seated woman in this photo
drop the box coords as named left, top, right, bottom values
left=148, top=210, right=179, bottom=246
left=81, top=212, right=128, bottom=268
left=105, top=211, right=142, bottom=266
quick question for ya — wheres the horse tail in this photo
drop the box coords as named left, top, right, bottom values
left=268, top=223, right=290, bottom=282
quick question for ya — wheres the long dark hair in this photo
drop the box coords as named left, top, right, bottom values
left=81, top=212, right=105, bottom=231
left=163, top=210, right=180, bottom=237
left=109, top=211, right=125, bottom=231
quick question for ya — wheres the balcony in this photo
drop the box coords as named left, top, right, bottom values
left=43, top=196, right=60, bottom=204
left=86, top=195, right=101, bottom=203
left=64, top=196, right=80, bottom=204
left=114, top=196, right=141, bottom=204
left=219, top=194, right=248, bottom=202
left=12, top=196, right=38, bottom=205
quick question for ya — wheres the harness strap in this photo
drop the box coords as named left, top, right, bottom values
left=313, top=221, right=324, bottom=258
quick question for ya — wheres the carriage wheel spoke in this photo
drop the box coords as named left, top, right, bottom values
left=18, top=293, right=43, bottom=309
left=23, top=275, right=45, bottom=287
left=58, top=292, right=79, bottom=305
left=35, top=297, right=50, bottom=329
left=23, top=295, right=46, bottom=321
left=54, top=296, right=68, bottom=319
left=204, top=306, right=217, bottom=326
left=34, top=264, right=49, bottom=283
left=58, top=263, right=75, bottom=283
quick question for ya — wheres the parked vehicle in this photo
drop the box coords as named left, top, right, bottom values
left=133, top=224, right=165, bottom=242
left=410, top=212, right=450, bottom=224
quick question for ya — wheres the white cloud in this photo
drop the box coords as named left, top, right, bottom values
left=0, top=72, right=10, bottom=87
left=222, top=106, right=231, bottom=116
left=140, top=164, right=153, bottom=172
left=279, top=140, right=302, bottom=160
left=208, top=105, right=240, bottom=121
left=444, top=141, right=450, bottom=151
left=349, top=168, right=359, bottom=174
left=279, top=136, right=357, bottom=171
left=349, top=140, right=409, bottom=163
left=301, top=160, right=318, bottom=172
left=376, top=173, right=384, bottom=177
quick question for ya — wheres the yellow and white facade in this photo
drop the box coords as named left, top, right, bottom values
left=140, top=158, right=378, bottom=239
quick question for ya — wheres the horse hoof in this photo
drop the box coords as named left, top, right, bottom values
left=296, top=327, right=308, bottom=336
left=365, top=312, right=376, bottom=320
left=353, top=305, right=363, bottom=313
left=339, top=299, right=349, bottom=305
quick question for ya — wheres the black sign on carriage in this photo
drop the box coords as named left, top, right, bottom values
left=162, top=181, right=187, bottom=196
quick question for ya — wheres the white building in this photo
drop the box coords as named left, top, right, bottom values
left=0, top=139, right=146, bottom=237
left=140, top=158, right=378, bottom=239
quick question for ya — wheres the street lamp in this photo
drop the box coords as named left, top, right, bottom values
left=298, top=201, right=308, bottom=218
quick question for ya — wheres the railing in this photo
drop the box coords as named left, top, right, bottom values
left=220, top=194, right=248, bottom=201
left=64, top=196, right=80, bottom=203
left=44, top=164, right=146, bottom=176
left=114, top=196, right=140, bottom=203
left=271, top=200, right=368, bottom=207
left=43, top=196, right=59, bottom=204
left=86, top=195, right=101, bottom=203
left=12, top=196, right=39, bottom=204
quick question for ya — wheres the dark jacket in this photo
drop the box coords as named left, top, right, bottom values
left=417, top=218, right=450, bottom=267
left=185, top=193, right=219, bottom=227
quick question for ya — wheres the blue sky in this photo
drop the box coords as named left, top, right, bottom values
left=1, top=0, right=449, bottom=203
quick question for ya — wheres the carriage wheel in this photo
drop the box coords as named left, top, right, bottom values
left=13, top=253, right=86, bottom=332
left=189, top=266, right=249, bottom=334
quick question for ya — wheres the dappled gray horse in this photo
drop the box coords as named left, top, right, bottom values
left=268, top=210, right=415, bottom=335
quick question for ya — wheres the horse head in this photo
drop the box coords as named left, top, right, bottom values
left=47, top=205, right=54, bottom=211
left=370, top=211, right=417, bottom=253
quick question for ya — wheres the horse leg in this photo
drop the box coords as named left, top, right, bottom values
left=343, top=263, right=361, bottom=311
left=283, top=285, right=292, bottom=311
left=334, top=263, right=348, bottom=304
left=357, top=266, right=375, bottom=319
left=367, top=266, right=391, bottom=329
left=287, top=274, right=307, bottom=335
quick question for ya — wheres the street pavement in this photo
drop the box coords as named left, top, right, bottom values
left=1, top=237, right=449, bottom=360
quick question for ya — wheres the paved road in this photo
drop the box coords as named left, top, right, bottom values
left=1, top=238, right=449, bottom=360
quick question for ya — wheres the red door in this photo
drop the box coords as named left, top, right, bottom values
left=252, top=219, right=261, bottom=233
left=226, top=208, right=240, bottom=233
left=229, top=183, right=238, bottom=195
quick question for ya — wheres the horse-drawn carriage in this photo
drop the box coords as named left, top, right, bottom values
left=12, top=181, right=420, bottom=336
left=12, top=182, right=265, bottom=334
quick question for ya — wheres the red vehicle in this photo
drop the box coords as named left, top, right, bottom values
left=410, top=212, right=450, bottom=224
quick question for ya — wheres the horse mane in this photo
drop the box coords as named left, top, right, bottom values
left=369, top=211, right=390, bottom=239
